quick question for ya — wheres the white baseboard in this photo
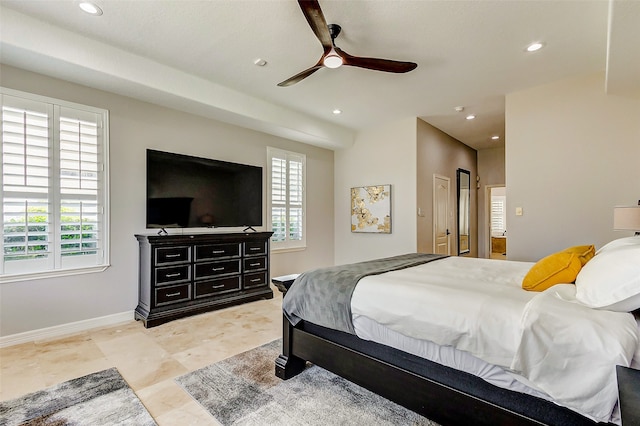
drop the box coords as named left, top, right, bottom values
left=0, top=311, right=135, bottom=348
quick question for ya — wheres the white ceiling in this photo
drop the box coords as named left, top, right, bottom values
left=1, top=0, right=638, bottom=151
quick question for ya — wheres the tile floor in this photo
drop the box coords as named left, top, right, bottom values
left=0, top=286, right=284, bottom=425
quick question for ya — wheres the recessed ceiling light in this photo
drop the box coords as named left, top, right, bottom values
left=491, top=135, right=500, bottom=140
left=526, top=42, right=545, bottom=52
left=253, top=58, right=267, bottom=67
left=466, top=114, right=476, bottom=120
left=454, top=106, right=465, bottom=112
left=79, top=1, right=103, bottom=15
left=332, top=109, right=342, bottom=115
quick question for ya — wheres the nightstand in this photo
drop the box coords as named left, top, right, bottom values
left=271, top=274, right=300, bottom=294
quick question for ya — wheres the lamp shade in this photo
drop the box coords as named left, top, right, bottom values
left=613, top=206, right=640, bottom=231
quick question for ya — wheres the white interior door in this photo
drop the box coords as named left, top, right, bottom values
left=433, top=175, right=450, bottom=255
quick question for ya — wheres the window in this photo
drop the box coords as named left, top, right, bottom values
left=267, top=147, right=306, bottom=250
left=491, top=196, right=506, bottom=237
left=1, top=88, right=109, bottom=280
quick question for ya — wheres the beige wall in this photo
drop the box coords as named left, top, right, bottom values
left=0, top=65, right=335, bottom=336
left=477, top=147, right=506, bottom=258
left=416, top=119, right=478, bottom=257
left=334, top=117, right=417, bottom=265
left=506, top=72, right=640, bottom=261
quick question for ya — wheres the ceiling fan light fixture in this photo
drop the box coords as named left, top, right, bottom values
left=323, top=48, right=343, bottom=69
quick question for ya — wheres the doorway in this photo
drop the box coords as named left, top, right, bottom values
left=487, top=186, right=506, bottom=259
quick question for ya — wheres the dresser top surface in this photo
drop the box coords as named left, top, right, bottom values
left=136, top=232, right=273, bottom=245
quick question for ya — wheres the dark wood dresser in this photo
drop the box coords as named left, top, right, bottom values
left=134, top=232, right=273, bottom=327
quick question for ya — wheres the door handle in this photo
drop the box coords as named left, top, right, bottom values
left=446, top=229, right=451, bottom=235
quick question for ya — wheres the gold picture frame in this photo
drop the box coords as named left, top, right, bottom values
left=351, top=185, right=391, bottom=233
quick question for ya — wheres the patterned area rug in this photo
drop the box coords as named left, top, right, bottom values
left=0, top=368, right=156, bottom=426
left=176, top=339, right=438, bottom=425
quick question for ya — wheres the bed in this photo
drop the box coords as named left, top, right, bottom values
left=275, top=237, right=640, bottom=425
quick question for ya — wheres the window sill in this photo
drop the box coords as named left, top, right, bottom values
left=0, top=264, right=110, bottom=284
left=271, top=246, right=307, bottom=254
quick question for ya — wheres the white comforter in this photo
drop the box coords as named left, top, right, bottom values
left=351, top=257, right=639, bottom=423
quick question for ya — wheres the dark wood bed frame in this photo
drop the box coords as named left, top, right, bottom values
left=276, top=317, right=639, bottom=426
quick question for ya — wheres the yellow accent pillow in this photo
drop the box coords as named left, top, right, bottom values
left=561, top=245, right=595, bottom=266
left=522, top=252, right=582, bottom=292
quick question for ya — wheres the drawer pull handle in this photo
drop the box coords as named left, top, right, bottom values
left=211, top=250, right=225, bottom=254
left=212, top=267, right=225, bottom=271
left=211, top=284, right=225, bottom=289
left=249, top=263, right=261, bottom=267
left=249, top=247, right=261, bottom=251
left=166, top=292, right=182, bottom=297
left=250, top=278, right=261, bottom=283
left=165, top=273, right=181, bottom=278
left=166, top=254, right=182, bottom=258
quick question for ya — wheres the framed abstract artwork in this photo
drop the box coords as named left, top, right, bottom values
left=351, top=184, right=391, bottom=233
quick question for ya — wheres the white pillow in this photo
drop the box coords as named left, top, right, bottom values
left=595, top=235, right=640, bottom=255
left=575, top=243, right=640, bottom=312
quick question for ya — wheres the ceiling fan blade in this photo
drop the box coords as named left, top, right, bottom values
left=298, top=0, right=333, bottom=49
left=336, top=48, right=417, bottom=73
left=277, top=63, right=324, bottom=87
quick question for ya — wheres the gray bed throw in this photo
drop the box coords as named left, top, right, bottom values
left=282, top=253, right=447, bottom=335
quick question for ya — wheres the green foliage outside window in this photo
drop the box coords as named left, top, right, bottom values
left=3, top=206, right=98, bottom=260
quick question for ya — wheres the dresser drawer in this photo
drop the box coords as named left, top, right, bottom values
left=244, top=240, right=267, bottom=256
left=243, top=256, right=267, bottom=272
left=195, top=243, right=240, bottom=261
left=243, top=272, right=268, bottom=289
left=194, top=276, right=241, bottom=299
left=155, top=284, right=191, bottom=306
left=155, top=246, right=190, bottom=265
left=155, top=265, right=191, bottom=285
left=194, top=259, right=241, bottom=279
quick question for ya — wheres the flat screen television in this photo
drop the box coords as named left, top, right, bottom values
left=146, top=149, right=262, bottom=230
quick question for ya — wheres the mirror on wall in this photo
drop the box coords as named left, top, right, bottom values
left=457, top=168, right=471, bottom=255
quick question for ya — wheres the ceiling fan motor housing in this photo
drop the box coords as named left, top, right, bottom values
left=328, top=23, right=342, bottom=41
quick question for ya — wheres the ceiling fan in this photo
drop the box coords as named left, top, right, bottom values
left=278, top=0, right=418, bottom=87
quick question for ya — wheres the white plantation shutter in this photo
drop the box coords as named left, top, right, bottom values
left=58, top=108, right=102, bottom=261
left=1, top=88, right=109, bottom=279
left=287, top=155, right=303, bottom=241
left=491, top=196, right=506, bottom=237
left=2, top=98, right=53, bottom=270
left=267, top=147, right=306, bottom=250
left=270, top=156, right=287, bottom=242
